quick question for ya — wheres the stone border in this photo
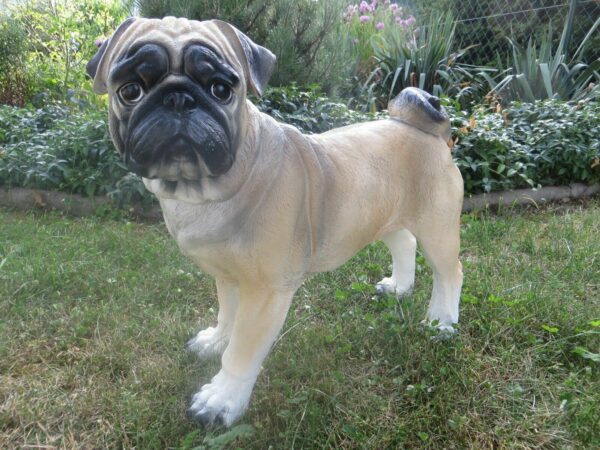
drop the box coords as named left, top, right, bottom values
left=1, top=183, right=599, bottom=220
left=0, top=187, right=163, bottom=221
left=462, top=183, right=600, bottom=212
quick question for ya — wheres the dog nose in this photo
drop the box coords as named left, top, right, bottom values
left=163, top=91, right=196, bottom=111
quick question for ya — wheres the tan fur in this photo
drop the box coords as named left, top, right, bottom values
left=91, top=17, right=464, bottom=427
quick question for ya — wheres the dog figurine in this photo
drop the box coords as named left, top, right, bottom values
left=87, top=17, right=463, bottom=427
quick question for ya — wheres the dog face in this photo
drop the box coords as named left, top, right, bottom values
left=87, top=17, right=276, bottom=182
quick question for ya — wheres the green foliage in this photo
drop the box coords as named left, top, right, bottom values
left=450, top=99, right=600, bottom=194
left=135, top=0, right=352, bottom=91
left=0, top=103, right=151, bottom=206
left=0, top=88, right=378, bottom=205
left=0, top=15, right=31, bottom=105
left=342, top=1, right=415, bottom=75
left=136, top=0, right=271, bottom=36
left=360, top=12, right=489, bottom=111
left=1, top=91, right=599, bottom=204
left=413, top=0, right=600, bottom=66
left=485, top=15, right=600, bottom=103
left=0, top=16, right=26, bottom=72
left=256, top=84, right=381, bottom=134
left=9, top=0, right=129, bottom=103
left=265, top=0, right=351, bottom=91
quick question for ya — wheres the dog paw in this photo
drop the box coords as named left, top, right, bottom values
left=375, top=277, right=413, bottom=297
left=187, top=369, right=255, bottom=428
left=186, top=327, right=229, bottom=358
left=420, top=319, right=457, bottom=340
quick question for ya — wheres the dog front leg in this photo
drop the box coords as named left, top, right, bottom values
left=188, top=284, right=295, bottom=427
left=187, top=278, right=239, bottom=358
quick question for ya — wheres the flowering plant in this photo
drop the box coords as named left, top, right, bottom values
left=344, top=0, right=416, bottom=74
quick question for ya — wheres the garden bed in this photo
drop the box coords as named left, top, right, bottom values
left=1, top=97, right=599, bottom=212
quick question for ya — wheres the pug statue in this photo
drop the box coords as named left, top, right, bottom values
left=87, top=17, right=464, bottom=427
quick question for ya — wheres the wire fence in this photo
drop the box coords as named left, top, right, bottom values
left=416, top=0, right=600, bottom=65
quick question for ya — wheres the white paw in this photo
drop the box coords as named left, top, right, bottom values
left=375, top=277, right=413, bottom=297
left=186, top=327, right=229, bottom=358
left=420, top=319, right=457, bottom=340
left=187, top=369, right=256, bottom=428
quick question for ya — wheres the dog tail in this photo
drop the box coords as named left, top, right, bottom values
left=388, top=87, right=450, bottom=141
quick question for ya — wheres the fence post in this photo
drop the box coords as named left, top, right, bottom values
left=562, top=0, right=578, bottom=56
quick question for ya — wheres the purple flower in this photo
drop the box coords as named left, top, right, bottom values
left=359, top=15, right=371, bottom=23
left=344, top=5, right=359, bottom=20
left=389, top=3, right=398, bottom=11
left=94, top=38, right=104, bottom=48
left=376, top=22, right=385, bottom=30
left=359, top=1, right=372, bottom=13
left=406, top=15, right=416, bottom=26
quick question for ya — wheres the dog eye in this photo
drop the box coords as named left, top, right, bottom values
left=118, top=83, right=144, bottom=105
left=210, top=82, right=232, bottom=103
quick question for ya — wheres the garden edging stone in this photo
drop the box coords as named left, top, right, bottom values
left=1, top=183, right=599, bottom=220
left=461, top=183, right=600, bottom=212
left=0, top=187, right=163, bottom=220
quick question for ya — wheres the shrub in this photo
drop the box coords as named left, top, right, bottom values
left=359, top=12, right=490, bottom=111
left=0, top=89, right=375, bottom=205
left=485, top=15, right=600, bottom=104
left=8, top=0, right=129, bottom=104
left=256, top=84, right=381, bottom=134
left=1, top=92, right=598, bottom=205
left=449, top=103, right=536, bottom=194
left=0, top=16, right=30, bottom=105
left=450, top=99, right=600, bottom=194
left=342, top=0, right=416, bottom=75
left=0, top=103, right=151, bottom=206
left=135, top=0, right=352, bottom=92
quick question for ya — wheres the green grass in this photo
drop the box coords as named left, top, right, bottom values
left=1, top=202, right=599, bottom=449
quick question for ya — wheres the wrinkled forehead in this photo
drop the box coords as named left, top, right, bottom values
left=110, top=17, right=241, bottom=74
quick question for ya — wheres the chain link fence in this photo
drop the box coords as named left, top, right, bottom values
left=414, top=0, right=600, bottom=65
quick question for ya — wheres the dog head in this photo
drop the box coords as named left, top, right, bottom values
left=87, top=17, right=276, bottom=182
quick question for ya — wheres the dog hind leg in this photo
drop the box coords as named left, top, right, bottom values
left=415, top=222, right=463, bottom=333
left=376, top=229, right=417, bottom=297
left=187, top=279, right=239, bottom=358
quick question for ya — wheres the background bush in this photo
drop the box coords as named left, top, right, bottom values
left=0, top=103, right=150, bottom=206
left=359, top=11, right=490, bottom=111
left=135, top=0, right=353, bottom=92
left=450, top=99, right=600, bottom=193
left=414, top=0, right=600, bottom=66
left=0, top=16, right=30, bottom=106
left=0, top=89, right=377, bottom=205
left=2, top=0, right=129, bottom=105
left=484, top=15, right=600, bottom=105
left=1, top=92, right=598, bottom=203
left=256, top=84, right=381, bottom=133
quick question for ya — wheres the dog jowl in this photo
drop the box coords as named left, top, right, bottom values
left=87, top=17, right=464, bottom=427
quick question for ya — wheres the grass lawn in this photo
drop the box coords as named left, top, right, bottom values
left=1, top=202, right=599, bottom=449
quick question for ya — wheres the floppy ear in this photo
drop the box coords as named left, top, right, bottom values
left=212, top=20, right=276, bottom=97
left=86, top=17, right=137, bottom=94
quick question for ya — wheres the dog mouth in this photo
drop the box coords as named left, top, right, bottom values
left=124, top=112, right=234, bottom=181
left=126, top=139, right=207, bottom=181
left=140, top=135, right=209, bottom=181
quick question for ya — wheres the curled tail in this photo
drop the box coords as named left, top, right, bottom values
left=388, top=87, right=450, bottom=141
